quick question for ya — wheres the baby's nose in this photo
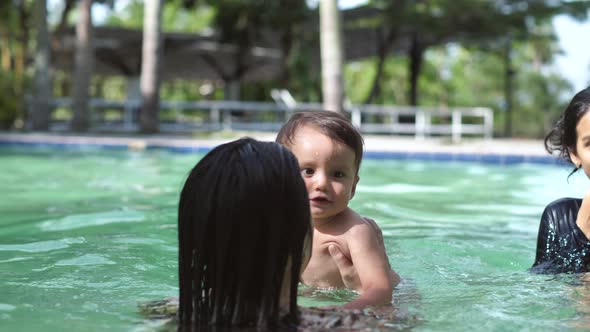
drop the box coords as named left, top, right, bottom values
left=313, top=172, right=328, bottom=189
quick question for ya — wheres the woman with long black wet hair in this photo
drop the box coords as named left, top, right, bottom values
left=532, top=87, right=590, bottom=273
left=177, top=138, right=312, bottom=330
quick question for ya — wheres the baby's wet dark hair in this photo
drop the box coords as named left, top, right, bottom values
left=275, top=111, right=364, bottom=173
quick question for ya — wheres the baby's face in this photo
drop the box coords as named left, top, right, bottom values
left=289, top=125, right=359, bottom=222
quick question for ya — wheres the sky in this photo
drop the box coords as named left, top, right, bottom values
left=553, top=15, right=590, bottom=92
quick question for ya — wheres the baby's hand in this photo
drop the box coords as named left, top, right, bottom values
left=328, top=244, right=361, bottom=290
left=329, top=218, right=401, bottom=290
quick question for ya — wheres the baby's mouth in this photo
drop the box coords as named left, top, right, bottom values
left=311, top=197, right=331, bottom=204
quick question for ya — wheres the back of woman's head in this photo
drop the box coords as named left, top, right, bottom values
left=178, top=138, right=311, bottom=330
left=545, top=87, right=590, bottom=169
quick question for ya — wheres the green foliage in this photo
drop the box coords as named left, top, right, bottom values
left=366, top=0, right=589, bottom=45
left=344, top=41, right=573, bottom=138
left=103, top=0, right=214, bottom=32
left=345, top=56, right=408, bottom=105
left=0, top=0, right=33, bottom=129
left=0, top=70, right=23, bottom=129
left=205, top=0, right=307, bottom=42
left=161, top=79, right=202, bottom=101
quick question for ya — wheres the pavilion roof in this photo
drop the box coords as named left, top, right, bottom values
left=52, top=26, right=284, bottom=81
left=50, top=7, right=412, bottom=82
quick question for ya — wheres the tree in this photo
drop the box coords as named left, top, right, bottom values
left=0, top=0, right=31, bottom=129
left=71, top=0, right=94, bottom=132
left=361, top=0, right=590, bottom=109
left=359, top=0, right=406, bottom=104
left=319, top=0, right=344, bottom=112
left=139, top=0, right=164, bottom=133
left=31, top=0, right=51, bottom=131
left=196, top=0, right=308, bottom=100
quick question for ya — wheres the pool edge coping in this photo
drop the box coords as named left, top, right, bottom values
left=0, top=132, right=564, bottom=166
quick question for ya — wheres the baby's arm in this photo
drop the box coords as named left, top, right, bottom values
left=329, top=218, right=400, bottom=291
left=363, top=217, right=401, bottom=287
left=341, top=218, right=394, bottom=309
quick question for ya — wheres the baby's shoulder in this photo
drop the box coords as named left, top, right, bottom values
left=338, top=209, right=377, bottom=238
left=336, top=208, right=369, bottom=229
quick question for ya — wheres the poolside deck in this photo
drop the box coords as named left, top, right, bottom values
left=0, top=132, right=559, bottom=165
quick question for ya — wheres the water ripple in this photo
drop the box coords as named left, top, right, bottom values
left=39, top=210, right=145, bottom=231
left=0, top=257, right=33, bottom=263
left=356, top=183, right=449, bottom=194
left=0, top=303, right=16, bottom=311
left=452, top=203, right=539, bottom=216
left=55, top=254, right=116, bottom=266
left=0, top=237, right=85, bottom=252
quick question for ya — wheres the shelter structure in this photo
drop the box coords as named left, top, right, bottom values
left=49, top=7, right=411, bottom=87
left=51, top=27, right=283, bottom=82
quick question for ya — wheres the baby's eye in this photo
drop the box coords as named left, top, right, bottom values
left=301, top=168, right=314, bottom=177
left=334, top=171, right=345, bottom=178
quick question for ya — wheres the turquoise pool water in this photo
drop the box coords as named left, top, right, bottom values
left=1, top=146, right=590, bottom=331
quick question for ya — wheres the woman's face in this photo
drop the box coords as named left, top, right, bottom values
left=571, top=111, right=590, bottom=178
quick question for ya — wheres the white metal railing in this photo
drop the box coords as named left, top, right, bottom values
left=48, top=98, right=493, bottom=141
left=347, top=104, right=494, bottom=142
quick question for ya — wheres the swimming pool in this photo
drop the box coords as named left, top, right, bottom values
left=1, top=145, right=589, bottom=331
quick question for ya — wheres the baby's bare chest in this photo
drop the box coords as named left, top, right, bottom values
left=307, top=232, right=351, bottom=271
left=301, top=231, right=351, bottom=288
left=312, top=230, right=350, bottom=257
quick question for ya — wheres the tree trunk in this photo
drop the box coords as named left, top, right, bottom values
left=0, top=30, right=10, bottom=71
left=54, top=0, right=76, bottom=36
left=31, top=0, right=51, bottom=131
left=364, top=28, right=396, bottom=104
left=278, top=26, right=294, bottom=88
left=15, top=0, right=30, bottom=96
left=139, top=0, right=164, bottom=134
left=71, top=0, right=94, bottom=132
left=224, top=80, right=240, bottom=100
left=319, top=0, right=344, bottom=113
left=504, top=37, right=514, bottom=138
left=408, top=35, right=424, bottom=106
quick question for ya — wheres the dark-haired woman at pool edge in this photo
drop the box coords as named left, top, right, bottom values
left=532, top=87, right=590, bottom=273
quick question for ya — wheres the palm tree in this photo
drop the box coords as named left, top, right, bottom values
left=31, top=0, right=51, bottom=130
left=319, top=0, right=344, bottom=113
left=139, top=0, right=164, bottom=133
left=71, top=0, right=94, bottom=132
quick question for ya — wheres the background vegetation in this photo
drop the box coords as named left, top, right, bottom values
left=1, top=0, right=588, bottom=137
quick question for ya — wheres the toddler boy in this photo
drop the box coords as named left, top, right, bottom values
left=276, top=111, right=400, bottom=309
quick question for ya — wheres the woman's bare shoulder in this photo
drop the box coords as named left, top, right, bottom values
left=138, top=298, right=421, bottom=331
left=298, top=306, right=420, bottom=331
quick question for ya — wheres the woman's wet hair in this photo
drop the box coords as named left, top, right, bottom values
left=276, top=111, right=364, bottom=173
left=178, top=138, right=311, bottom=330
left=545, top=87, right=590, bottom=175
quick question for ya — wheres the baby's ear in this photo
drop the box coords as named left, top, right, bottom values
left=350, top=175, right=359, bottom=200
